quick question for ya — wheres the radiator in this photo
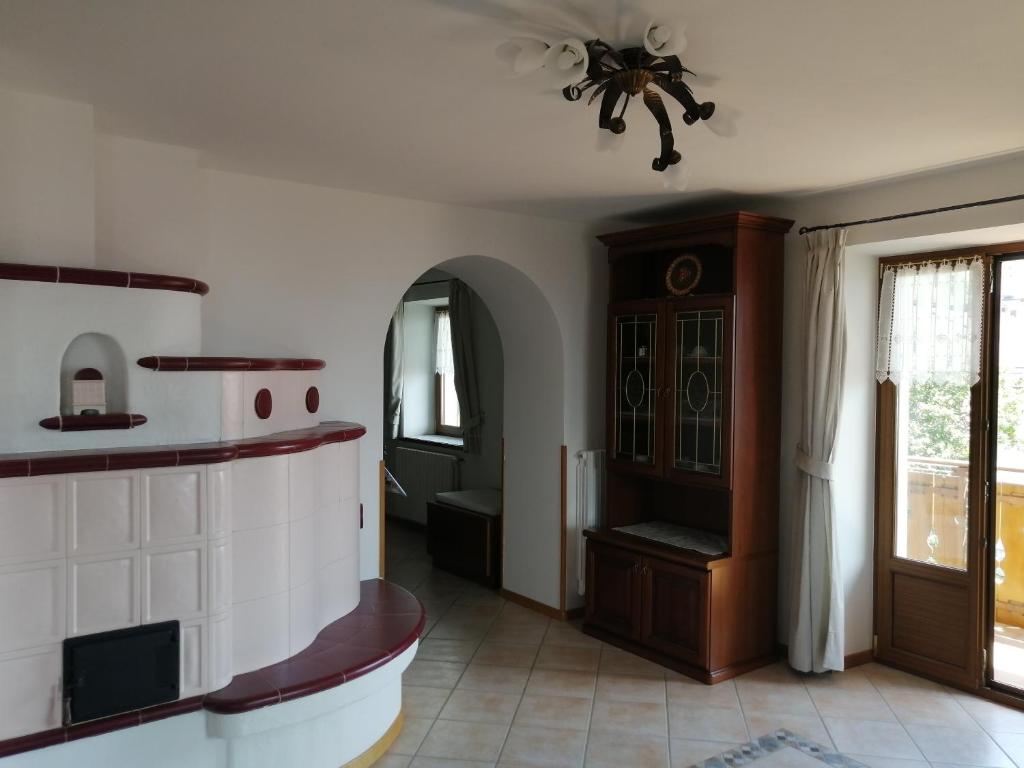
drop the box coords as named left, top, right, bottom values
left=575, top=448, right=605, bottom=595
left=387, top=446, right=460, bottom=525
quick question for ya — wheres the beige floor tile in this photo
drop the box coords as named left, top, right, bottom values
left=599, top=647, right=668, bottom=678
left=405, top=660, right=466, bottom=689
left=457, top=664, right=531, bottom=695
left=860, top=664, right=946, bottom=694
left=882, top=690, right=980, bottom=730
left=390, top=717, right=436, bottom=755
left=535, top=644, right=601, bottom=673
left=499, top=602, right=552, bottom=626
left=666, top=679, right=740, bottom=709
left=419, top=719, right=509, bottom=763
left=429, top=618, right=494, bottom=642
left=843, top=756, right=930, bottom=768
left=669, top=738, right=741, bottom=767
left=736, top=680, right=818, bottom=717
left=584, top=729, right=670, bottom=768
left=498, top=724, right=587, bottom=767
left=473, top=641, right=540, bottom=668
left=374, top=755, right=413, bottom=768
left=410, top=758, right=496, bottom=768
left=590, top=698, right=668, bottom=737
left=444, top=602, right=504, bottom=622
left=823, top=718, right=924, bottom=760
left=525, top=669, right=597, bottom=699
left=404, top=685, right=453, bottom=718
left=439, top=689, right=522, bottom=725
left=744, top=712, right=832, bottom=747
left=543, top=623, right=603, bottom=649
left=991, top=731, right=1024, bottom=765
left=668, top=704, right=748, bottom=742
left=951, top=693, right=1024, bottom=733
left=418, top=638, right=481, bottom=664
left=738, top=662, right=806, bottom=686
left=807, top=686, right=896, bottom=722
left=904, top=723, right=1013, bottom=767
left=514, top=694, right=593, bottom=731
left=486, top=621, right=549, bottom=646
left=596, top=674, right=667, bottom=704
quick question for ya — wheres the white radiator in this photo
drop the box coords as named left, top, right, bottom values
left=575, top=448, right=605, bottom=595
left=388, top=446, right=460, bottom=525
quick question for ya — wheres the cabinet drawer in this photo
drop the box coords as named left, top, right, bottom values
left=585, top=541, right=642, bottom=641
left=641, top=556, right=709, bottom=667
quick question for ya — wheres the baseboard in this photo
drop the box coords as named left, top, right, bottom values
left=342, top=709, right=404, bottom=768
left=500, top=588, right=580, bottom=622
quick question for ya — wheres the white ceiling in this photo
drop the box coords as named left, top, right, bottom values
left=1, top=0, right=1023, bottom=221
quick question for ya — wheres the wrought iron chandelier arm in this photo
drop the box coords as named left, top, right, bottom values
left=642, top=88, right=678, bottom=171
left=654, top=74, right=710, bottom=125
left=598, top=81, right=626, bottom=133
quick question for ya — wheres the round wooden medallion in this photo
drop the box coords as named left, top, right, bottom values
left=305, top=386, right=320, bottom=414
left=254, top=388, right=273, bottom=420
left=665, top=254, right=703, bottom=296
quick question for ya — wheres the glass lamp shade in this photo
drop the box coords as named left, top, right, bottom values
left=643, top=19, right=687, bottom=57
left=506, top=36, right=550, bottom=76
left=542, top=38, right=588, bottom=87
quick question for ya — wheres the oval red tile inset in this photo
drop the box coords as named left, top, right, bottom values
left=305, top=386, right=320, bottom=414
left=254, top=388, right=273, bottom=420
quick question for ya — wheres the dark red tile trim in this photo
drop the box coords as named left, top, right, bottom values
left=38, top=414, right=148, bottom=432
left=0, top=582, right=421, bottom=755
left=0, top=422, right=366, bottom=478
left=0, top=262, right=210, bottom=296
left=137, top=356, right=326, bottom=371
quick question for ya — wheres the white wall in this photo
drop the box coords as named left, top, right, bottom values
left=0, top=89, right=95, bottom=267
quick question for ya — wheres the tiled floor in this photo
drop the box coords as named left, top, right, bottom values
left=379, top=520, right=1024, bottom=768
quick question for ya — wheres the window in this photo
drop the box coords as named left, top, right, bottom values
left=435, top=308, right=461, bottom=436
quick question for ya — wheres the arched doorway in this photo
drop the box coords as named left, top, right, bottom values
left=379, top=256, right=566, bottom=610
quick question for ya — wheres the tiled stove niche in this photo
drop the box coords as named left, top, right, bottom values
left=0, top=440, right=359, bottom=741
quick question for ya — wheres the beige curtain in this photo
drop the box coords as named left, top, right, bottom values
left=789, top=228, right=847, bottom=673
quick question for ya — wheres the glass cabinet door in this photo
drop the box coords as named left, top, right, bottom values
left=669, top=299, right=732, bottom=484
left=610, top=305, right=662, bottom=472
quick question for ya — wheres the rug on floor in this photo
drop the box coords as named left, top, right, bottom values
left=688, top=729, right=868, bottom=767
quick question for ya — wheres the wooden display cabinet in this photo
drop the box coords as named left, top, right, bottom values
left=585, top=211, right=793, bottom=684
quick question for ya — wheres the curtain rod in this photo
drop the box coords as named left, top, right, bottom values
left=797, top=192, right=1024, bottom=235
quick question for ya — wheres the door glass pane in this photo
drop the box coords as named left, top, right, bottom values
left=614, top=313, right=657, bottom=465
left=674, top=309, right=724, bottom=474
left=992, top=258, right=1024, bottom=689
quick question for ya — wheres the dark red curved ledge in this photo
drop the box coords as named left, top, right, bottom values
left=0, top=421, right=366, bottom=478
left=0, top=262, right=209, bottom=296
left=0, top=580, right=423, bottom=759
left=137, top=356, right=326, bottom=372
left=39, top=414, right=148, bottom=431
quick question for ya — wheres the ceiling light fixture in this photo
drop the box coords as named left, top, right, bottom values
left=505, top=19, right=716, bottom=174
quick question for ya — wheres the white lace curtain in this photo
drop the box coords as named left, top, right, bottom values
left=875, top=257, right=984, bottom=386
left=435, top=308, right=454, bottom=377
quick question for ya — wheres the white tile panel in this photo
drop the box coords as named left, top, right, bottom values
left=338, top=440, right=359, bottom=502
left=0, top=645, right=62, bottom=740
left=289, top=579, right=319, bottom=655
left=315, top=501, right=345, bottom=568
left=231, top=455, right=288, bottom=531
left=289, top=515, right=315, bottom=589
left=141, top=466, right=206, bottom=545
left=318, top=553, right=359, bottom=627
left=207, top=462, right=232, bottom=537
left=68, top=471, right=139, bottom=555
left=232, top=591, right=289, bottom=674
left=288, top=450, right=317, bottom=521
left=220, top=372, right=245, bottom=441
left=179, top=618, right=207, bottom=698
left=208, top=536, right=232, bottom=615
left=209, top=611, right=233, bottom=692
left=317, top=442, right=342, bottom=507
left=232, top=524, right=289, bottom=603
left=68, top=551, right=139, bottom=635
left=0, top=560, right=66, bottom=652
left=142, top=542, right=206, bottom=623
left=0, top=476, right=66, bottom=566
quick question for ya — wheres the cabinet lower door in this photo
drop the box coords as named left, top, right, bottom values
left=586, top=543, right=642, bottom=641
left=641, top=556, right=709, bottom=667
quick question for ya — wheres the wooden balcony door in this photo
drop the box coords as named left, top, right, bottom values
left=874, top=255, right=992, bottom=689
